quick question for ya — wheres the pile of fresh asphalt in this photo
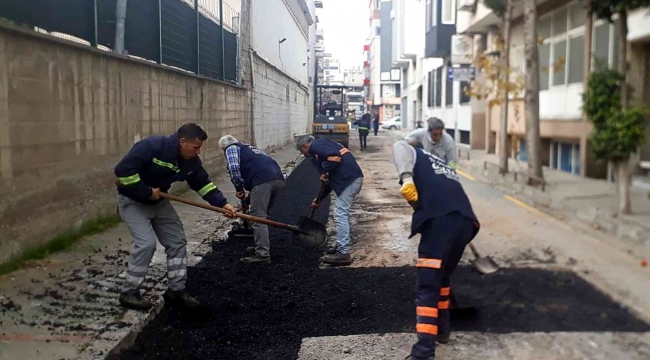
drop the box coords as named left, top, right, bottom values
left=113, top=161, right=650, bottom=360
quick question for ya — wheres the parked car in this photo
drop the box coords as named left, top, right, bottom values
left=381, top=116, right=402, bottom=130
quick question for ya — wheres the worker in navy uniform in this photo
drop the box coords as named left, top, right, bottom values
left=392, top=140, right=480, bottom=360
left=295, top=135, right=364, bottom=266
left=114, top=123, right=236, bottom=310
left=354, top=113, right=372, bottom=150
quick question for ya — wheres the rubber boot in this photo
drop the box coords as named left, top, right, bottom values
left=405, top=356, right=434, bottom=360
left=119, top=291, right=153, bottom=310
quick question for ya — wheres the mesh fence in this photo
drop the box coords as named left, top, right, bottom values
left=0, top=0, right=239, bottom=82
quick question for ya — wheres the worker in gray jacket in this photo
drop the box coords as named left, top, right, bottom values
left=406, top=117, right=457, bottom=169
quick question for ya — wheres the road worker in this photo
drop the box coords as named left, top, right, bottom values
left=218, top=135, right=285, bottom=265
left=114, top=123, right=236, bottom=310
left=406, top=117, right=457, bottom=168
left=392, top=140, right=480, bottom=360
left=354, top=113, right=372, bottom=150
left=372, top=111, right=380, bottom=136
left=295, top=135, right=364, bottom=266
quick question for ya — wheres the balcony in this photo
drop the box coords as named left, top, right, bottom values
left=316, top=29, right=324, bottom=41
left=424, top=1, right=456, bottom=58
left=315, top=0, right=323, bottom=9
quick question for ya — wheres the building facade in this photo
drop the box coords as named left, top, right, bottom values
left=458, top=0, right=650, bottom=179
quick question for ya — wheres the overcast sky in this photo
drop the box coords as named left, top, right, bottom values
left=317, top=0, right=368, bottom=70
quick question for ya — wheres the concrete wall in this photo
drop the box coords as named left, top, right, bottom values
left=250, top=0, right=309, bottom=84
left=251, top=53, right=310, bottom=151
left=0, top=14, right=252, bottom=263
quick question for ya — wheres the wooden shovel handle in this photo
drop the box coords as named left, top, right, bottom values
left=309, top=180, right=329, bottom=218
left=159, top=192, right=294, bottom=231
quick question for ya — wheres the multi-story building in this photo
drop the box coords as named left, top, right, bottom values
left=420, top=0, right=473, bottom=145
left=367, top=0, right=402, bottom=121
left=458, top=0, right=650, bottom=179
left=391, top=0, right=425, bottom=130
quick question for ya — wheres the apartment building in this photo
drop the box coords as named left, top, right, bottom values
left=458, top=0, right=650, bottom=179
left=419, top=0, right=474, bottom=144
left=366, top=0, right=402, bottom=121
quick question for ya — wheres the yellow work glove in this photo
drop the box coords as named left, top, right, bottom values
left=400, top=177, right=418, bottom=202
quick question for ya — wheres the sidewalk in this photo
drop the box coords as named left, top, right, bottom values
left=390, top=129, right=650, bottom=258
left=0, top=144, right=303, bottom=360
left=459, top=150, right=650, bottom=255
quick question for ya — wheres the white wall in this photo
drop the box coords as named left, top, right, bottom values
left=251, top=0, right=309, bottom=84
left=539, top=84, right=583, bottom=120
left=252, top=54, right=310, bottom=151
left=424, top=64, right=471, bottom=132
left=628, top=8, right=650, bottom=42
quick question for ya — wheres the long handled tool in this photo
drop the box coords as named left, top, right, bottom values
left=159, top=193, right=327, bottom=250
left=468, top=243, right=499, bottom=275
left=292, top=182, right=329, bottom=249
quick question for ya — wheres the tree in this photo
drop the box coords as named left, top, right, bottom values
left=582, top=64, right=648, bottom=214
left=470, top=0, right=515, bottom=174
left=523, top=0, right=543, bottom=180
left=585, top=0, right=650, bottom=213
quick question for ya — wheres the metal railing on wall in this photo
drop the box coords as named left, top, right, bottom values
left=0, top=0, right=241, bottom=84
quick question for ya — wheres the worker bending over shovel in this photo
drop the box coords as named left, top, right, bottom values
left=296, top=135, right=364, bottom=266
left=392, top=140, right=480, bottom=360
left=114, top=123, right=237, bottom=310
left=219, top=135, right=286, bottom=265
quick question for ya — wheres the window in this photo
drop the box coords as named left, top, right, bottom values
left=442, top=0, right=456, bottom=24
left=445, top=76, right=453, bottom=106
left=427, top=70, right=434, bottom=107
left=539, top=43, right=550, bottom=91
left=435, top=69, right=442, bottom=107
left=569, top=3, right=587, bottom=29
left=539, top=17, right=551, bottom=40
left=552, top=40, right=567, bottom=86
left=552, top=8, right=568, bottom=36
left=550, top=140, right=580, bottom=175
left=568, top=35, right=584, bottom=84
left=459, top=81, right=470, bottom=104
left=594, top=23, right=609, bottom=65
left=432, top=0, right=437, bottom=27
left=426, top=0, right=432, bottom=30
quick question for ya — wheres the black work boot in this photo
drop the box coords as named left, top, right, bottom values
left=324, top=244, right=339, bottom=255
left=405, top=356, right=434, bottom=360
left=437, top=330, right=451, bottom=344
left=163, top=289, right=201, bottom=307
left=119, top=291, right=153, bottom=310
left=244, top=246, right=256, bottom=255
left=240, top=254, right=272, bottom=265
left=322, top=252, right=353, bottom=266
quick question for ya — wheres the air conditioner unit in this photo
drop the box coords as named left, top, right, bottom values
left=458, top=0, right=476, bottom=11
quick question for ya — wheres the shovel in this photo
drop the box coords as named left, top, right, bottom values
left=159, top=193, right=327, bottom=251
left=468, top=243, right=499, bottom=275
left=293, top=182, right=329, bottom=250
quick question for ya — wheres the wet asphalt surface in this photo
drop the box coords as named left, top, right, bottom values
left=111, top=161, right=650, bottom=360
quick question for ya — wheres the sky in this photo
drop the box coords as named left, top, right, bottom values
left=317, top=0, right=368, bottom=70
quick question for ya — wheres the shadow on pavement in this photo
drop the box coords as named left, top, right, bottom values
left=111, top=162, right=650, bottom=360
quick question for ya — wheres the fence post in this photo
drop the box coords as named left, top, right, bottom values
left=114, top=0, right=127, bottom=54
left=219, top=0, right=225, bottom=80
left=91, top=0, right=98, bottom=47
left=157, top=0, right=162, bottom=64
left=195, top=0, right=200, bottom=75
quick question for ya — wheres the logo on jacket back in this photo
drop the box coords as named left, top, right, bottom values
left=422, top=150, right=458, bottom=182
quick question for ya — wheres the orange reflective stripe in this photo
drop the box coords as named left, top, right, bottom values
left=416, top=324, right=438, bottom=335
left=326, top=156, right=342, bottom=162
left=438, top=300, right=449, bottom=309
left=440, top=287, right=450, bottom=296
left=416, top=258, right=442, bottom=269
left=416, top=306, right=438, bottom=318
left=339, top=148, right=350, bottom=155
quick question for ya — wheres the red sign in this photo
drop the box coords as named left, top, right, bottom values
left=363, top=44, right=370, bottom=52
left=363, top=79, right=370, bottom=85
left=363, top=61, right=370, bottom=67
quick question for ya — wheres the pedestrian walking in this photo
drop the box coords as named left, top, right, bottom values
left=392, top=140, right=480, bottom=360
left=372, top=111, right=380, bottom=136
left=218, top=135, right=286, bottom=265
left=406, top=117, right=457, bottom=168
left=295, top=135, right=364, bottom=266
left=114, top=123, right=237, bottom=310
left=354, top=113, right=371, bottom=150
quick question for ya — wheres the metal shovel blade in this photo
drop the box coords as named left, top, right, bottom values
left=292, top=216, right=328, bottom=251
left=469, top=256, right=499, bottom=275
left=468, top=243, right=499, bottom=275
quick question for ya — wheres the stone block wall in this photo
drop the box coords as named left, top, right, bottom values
left=0, top=21, right=252, bottom=263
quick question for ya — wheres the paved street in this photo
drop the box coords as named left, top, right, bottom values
left=113, top=131, right=650, bottom=359
left=1, top=132, right=649, bottom=360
